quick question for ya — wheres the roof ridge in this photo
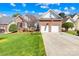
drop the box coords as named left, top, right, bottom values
left=40, top=9, right=62, bottom=19
left=50, top=10, right=62, bottom=19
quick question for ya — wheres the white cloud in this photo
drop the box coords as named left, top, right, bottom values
left=35, top=3, right=50, bottom=6
left=40, top=5, right=49, bottom=9
left=13, top=9, right=21, bottom=12
left=32, top=11, right=35, bottom=13
left=46, top=3, right=60, bottom=6
left=38, top=12, right=43, bottom=15
left=41, top=3, right=50, bottom=6
left=36, top=3, right=60, bottom=6
left=70, top=7, right=76, bottom=10
left=22, top=3, right=26, bottom=7
left=64, top=11, right=70, bottom=15
left=54, top=9, right=62, bottom=14
left=36, top=3, right=49, bottom=9
left=25, top=10, right=29, bottom=13
left=54, top=9, right=70, bottom=15
left=64, top=6, right=76, bottom=11
left=64, top=7, right=68, bottom=10
left=2, top=14, right=7, bottom=16
left=36, top=3, right=60, bottom=9
left=0, top=13, right=8, bottom=18
left=10, top=3, right=16, bottom=7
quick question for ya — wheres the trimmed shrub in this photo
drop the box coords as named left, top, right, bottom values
left=9, top=24, right=18, bottom=33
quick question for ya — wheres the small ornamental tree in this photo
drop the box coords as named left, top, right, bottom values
left=9, top=24, right=18, bottom=33
left=62, top=22, right=74, bottom=31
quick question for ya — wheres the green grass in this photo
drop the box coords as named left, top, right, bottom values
left=0, top=32, right=46, bottom=56
left=66, top=30, right=77, bottom=35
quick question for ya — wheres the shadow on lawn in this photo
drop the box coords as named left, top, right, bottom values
left=30, top=32, right=41, bottom=35
left=0, top=37, right=5, bottom=40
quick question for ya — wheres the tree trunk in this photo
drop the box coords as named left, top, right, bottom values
left=65, top=28, right=68, bottom=32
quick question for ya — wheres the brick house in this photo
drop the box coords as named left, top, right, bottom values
left=0, top=14, right=37, bottom=33
left=0, top=16, right=13, bottom=33
left=0, top=16, right=24, bottom=33
left=39, top=10, right=63, bottom=32
left=15, top=14, right=37, bottom=32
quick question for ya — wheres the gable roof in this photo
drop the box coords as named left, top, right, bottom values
left=13, top=14, right=37, bottom=24
left=0, top=16, right=13, bottom=24
left=63, top=16, right=75, bottom=23
left=66, top=18, right=75, bottom=23
left=39, top=10, right=62, bottom=20
left=73, top=14, right=79, bottom=22
left=14, top=15, right=25, bottom=22
left=23, top=14, right=37, bottom=22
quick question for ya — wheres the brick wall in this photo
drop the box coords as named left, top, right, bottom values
left=39, top=19, right=62, bottom=32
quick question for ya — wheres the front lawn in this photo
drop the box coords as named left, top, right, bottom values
left=66, top=30, right=77, bottom=35
left=0, top=32, right=46, bottom=56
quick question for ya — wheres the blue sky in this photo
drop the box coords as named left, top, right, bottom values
left=0, top=3, right=79, bottom=16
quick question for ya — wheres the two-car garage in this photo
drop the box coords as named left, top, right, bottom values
left=39, top=10, right=62, bottom=32
left=40, top=25, right=59, bottom=32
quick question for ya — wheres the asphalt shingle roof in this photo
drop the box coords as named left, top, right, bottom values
left=39, top=10, right=62, bottom=20
left=0, top=16, right=13, bottom=24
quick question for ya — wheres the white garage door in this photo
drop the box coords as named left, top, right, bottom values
left=41, top=26, right=49, bottom=32
left=51, top=26, right=59, bottom=32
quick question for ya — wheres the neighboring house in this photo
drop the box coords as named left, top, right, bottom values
left=0, top=14, right=37, bottom=33
left=63, top=16, right=75, bottom=30
left=72, top=14, right=79, bottom=30
left=64, top=16, right=74, bottom=22
left=0, top=16, right=13, bottom=33
left=73, top=14, right=79, bottom=21
left=13, top=15, right=26, bottom=32
left=63, top=14, right=79, bottom=31
left=75, top=18, right=79, bottom=30
left=23, top=14, right=37, bottom=28
left=39, top=10, right=63, bottom=32
left=12, top=14, right=37, bottom=32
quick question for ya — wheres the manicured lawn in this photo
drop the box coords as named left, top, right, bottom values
left=66, top=30, right=77, bottom=35
left=0, top=32, right=46, bottom=56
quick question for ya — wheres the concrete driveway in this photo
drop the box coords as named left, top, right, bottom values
left=42, top=32, right=79, bottom=56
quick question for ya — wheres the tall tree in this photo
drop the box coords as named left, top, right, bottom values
left=59, top=13, right=65, bottom=18
left=12, top=13, right=20, bottom=17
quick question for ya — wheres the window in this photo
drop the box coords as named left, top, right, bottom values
left=20, top=23, right=22, bottom=28
left=17, top=22, right=23, bottom=29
